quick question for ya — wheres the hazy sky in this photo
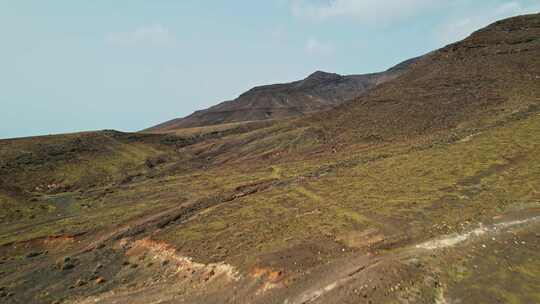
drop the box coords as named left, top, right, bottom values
left=1, top=1, right=539, bottom=139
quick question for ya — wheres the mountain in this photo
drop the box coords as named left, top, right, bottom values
left=161, top=12, right=539, bottom=164
left=298, top=12, right=540, bottom=142
left=1, top=14, right=539, bottom=304
left=146, top=57, right=420, bottom=132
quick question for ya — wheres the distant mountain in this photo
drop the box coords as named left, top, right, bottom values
left=146, top=57, right=421, bottom=132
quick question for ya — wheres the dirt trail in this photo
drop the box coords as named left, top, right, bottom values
left=415, top=215, right=540, bottom=250
left=287, top=213, right=540, bottom=304
left=287, top=259, right=383, bottom=304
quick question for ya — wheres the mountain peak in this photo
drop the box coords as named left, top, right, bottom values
left=297, top=71, right=342, bottom=88
left=146, top=60, right=418, bottom=132
left=306, top=70, right=341, bottom=80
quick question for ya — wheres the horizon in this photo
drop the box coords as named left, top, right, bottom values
left=2, top=1, right=539, bottom=139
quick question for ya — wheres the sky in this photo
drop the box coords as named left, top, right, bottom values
left=1, top=1, right=539, bottom=139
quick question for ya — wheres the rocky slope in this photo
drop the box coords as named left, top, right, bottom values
left=303, top=13, right=540, bottom=142
left=147, top=57, right=420, bottom=132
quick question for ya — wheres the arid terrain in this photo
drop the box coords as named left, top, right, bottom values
left=1, top=13, right=539, bottom=304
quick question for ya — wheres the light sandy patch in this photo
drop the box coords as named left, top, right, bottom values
left=416, top=216, right=540, bottom=250
left=128, top=238, right=241, bottom=282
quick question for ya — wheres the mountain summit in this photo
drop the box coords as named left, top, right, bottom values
left=146, top=58, right=420, bottom=132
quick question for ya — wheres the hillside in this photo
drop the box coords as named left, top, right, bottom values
left=0, top=13, right=539, bottom=304
left=307, top=13, right=540, bottom=142
left=147, top=57, right=419, bottom=132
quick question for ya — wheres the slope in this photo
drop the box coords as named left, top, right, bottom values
left=308, top=13, right=540, bottom=142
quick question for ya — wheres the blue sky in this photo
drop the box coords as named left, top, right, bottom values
left=1, top=1, right=539, bottom=139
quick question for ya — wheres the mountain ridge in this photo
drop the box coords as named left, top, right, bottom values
left=146, top=56, right=422, bottom=132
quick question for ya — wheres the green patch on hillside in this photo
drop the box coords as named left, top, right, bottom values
left=157, top=113, right=540, bottom=268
